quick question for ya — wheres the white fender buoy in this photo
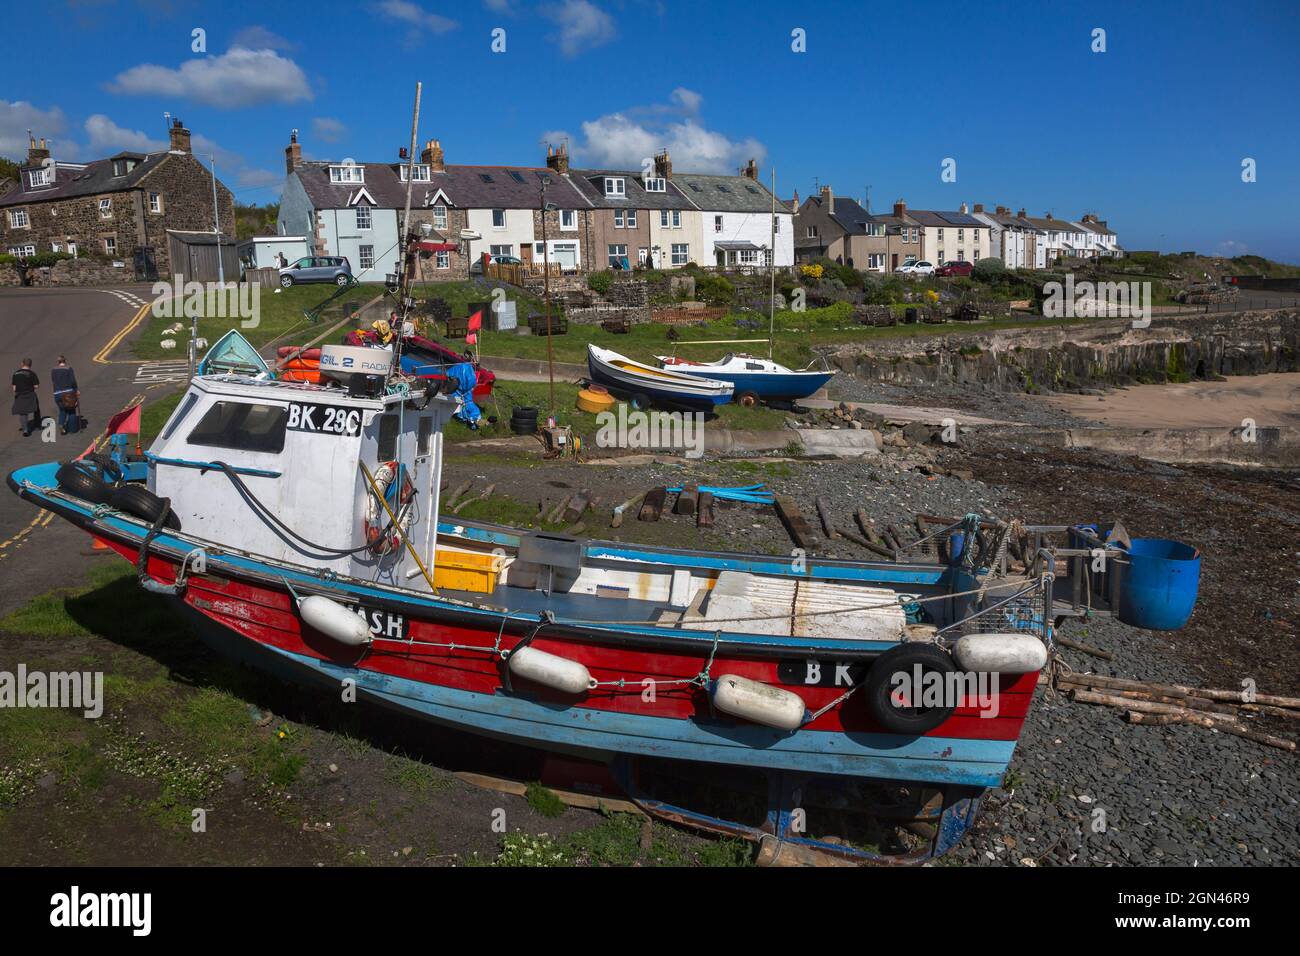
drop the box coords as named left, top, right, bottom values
left=298, top=595, right=372, bottom=647
left=953, top=632, right=1047, bottom=674
left=507, top=647, right=596, bottom=694
left=712, top=674, right=806, bottom=731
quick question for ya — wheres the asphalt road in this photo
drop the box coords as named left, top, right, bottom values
left=0, top=284, right=164, bottom=614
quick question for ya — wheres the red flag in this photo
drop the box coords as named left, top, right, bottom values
left=467, top=310, right=482, bottom=333
left=465, top=332, right=478, bottom=346
left=106, top=403, right=142, bottom=437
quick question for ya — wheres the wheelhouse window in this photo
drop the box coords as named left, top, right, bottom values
left=187, top=401, right=288, bottom=454
left=377, top=414, right=400, bottom=461
left=417, top=417, right=434, bottom=458
left=162, top=392, right=200, bottom=439
left=355, top=205, right=371, bottom=230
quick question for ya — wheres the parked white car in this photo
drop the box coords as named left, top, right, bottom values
left=896, top=259, right=935, bottom=276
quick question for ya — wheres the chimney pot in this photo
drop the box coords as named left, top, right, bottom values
left=546, top=141, right=570, bottom=174
left=960, top=202, right=968, bottom=214
left=653, top=148, right=672, bottom=180
left=420, top=138, right=445, bottom=171
left=742, top=158, right=758, bottom=180
left=26, top=132, right=51, bottom=166
left=285, top=129, right=302, bottom=174
left=820, top=184, right=833, bottom=208
left=973, top=203, right=984, bottom=214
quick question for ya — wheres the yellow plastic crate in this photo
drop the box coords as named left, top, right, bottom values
left=433, top=549, right=505, bottom=594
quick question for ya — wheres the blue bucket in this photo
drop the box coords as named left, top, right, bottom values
left=1116, top=538, right=1201, bottom=631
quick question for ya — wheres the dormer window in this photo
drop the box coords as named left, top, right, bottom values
left=110, top=158, right=137, bottom=177
left=399, top=165, right=431, bottom=182
left=603, top=177, right=625, bottom=196
left=26, top=167, right=53, bottom=188
left=329, top=165, right=364, bottom=184
left=643, top=176, right=665, bottom=193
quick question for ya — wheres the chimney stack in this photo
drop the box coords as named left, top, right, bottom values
left=1017, top=208, right=1027, bottom=218
left=959, top=201, right=969, bottom=214
left=27, top=132, right=50, bottom=166
left=421, top=138, right=445, bottom=172
left=893, top=199, right=906, bottom=219
left=972, top=203, right=984, bottom=214
left=820, top=184, right=833, bottom=208
left=285, top=129, right=301, bottom=174
left=168, top=119, right=191, bottom=154
left=654, top=149, right=673, bottom=180
left=546, top=141, right=569, bottom=174
left=791, top=188, right=800, bottom=208
left=742, top=158, right=758, bottom=180
left=1045, top=212, right=1054, bottom=220
left=995, top=205, right=1008, bottom=216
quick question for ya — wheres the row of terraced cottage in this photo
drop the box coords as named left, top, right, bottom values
left=0, top=117, right=1124, bottom=285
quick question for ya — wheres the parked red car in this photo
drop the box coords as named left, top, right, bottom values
left=935, top=260, right=975, bottom=277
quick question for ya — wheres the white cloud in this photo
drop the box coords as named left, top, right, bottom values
left=1216, top=239, right=1248, bottom=257
left=108, top=47, right=312, bottom=109
left=312, top=117, right=348, bottom=143
left=376, top=0, right=458, bottom=38
left=541, top=91, right=766, bottom=174
left=542, top=0, right=615, bottom=57
left=84, top=114, right=166, bottom=154
left=483, top=0, right=516, bottom=12
left=230, top=25, right=297, bottom=50
left=0, top=100, right=73, bottom=160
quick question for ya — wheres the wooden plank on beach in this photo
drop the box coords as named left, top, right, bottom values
left=775, top=497, right=819, bottom=551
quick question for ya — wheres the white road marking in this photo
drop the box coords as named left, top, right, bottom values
left=134, top=360, right=190, bottom=384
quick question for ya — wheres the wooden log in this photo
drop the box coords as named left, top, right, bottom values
left=774, top=496, right=820, bottom=551
left=451, top=482, right=496, bottom=515
left=855, top=508, right=886, bottom=547
left=1128, top=710, right=1297, bottom=751
left=696, top=491, right=714, bottom=529
left=638, top=487, right=667, bottom=522
left=611, top=491, right=647, bottom=529
left=1126, top=711, right=1201, bottom=727
left=546, top=495, right=572, bottom=525
left=1239, top=703, right=1300, bottom=721
left=444, top=480, right=473, bottom=510
left=563, top=490, right=591, bottom=524
left=562, top=521, right=585, bottom=536
left=673, top=484, right=699, bottom=517
left=1097, top=687, right=1240, bottom=715
left=1054, top=637, right=1114, bottom=661
left=1061, top=673, right=1300, bottom=710
left=815, top=497, right=839, bottom=539
left=1070, top=689, right=1199, bottom=718
left=836, top=526, right=893, bottom=558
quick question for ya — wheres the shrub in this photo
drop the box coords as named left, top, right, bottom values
left=972, top=257, right=1005, bottom=278
left=799, top=263, right=823, bottom=281
left=831, top=264, right=864, bottom=289
left=695, top=272, right=735, bottom=307
left=586, top=270, right=613, bottom=296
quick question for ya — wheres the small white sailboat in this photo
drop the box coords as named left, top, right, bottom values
left=586, top=344, right=734, bottom=410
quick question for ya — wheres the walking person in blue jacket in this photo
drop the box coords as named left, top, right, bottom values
left=50, top=355, right=80, bottom=435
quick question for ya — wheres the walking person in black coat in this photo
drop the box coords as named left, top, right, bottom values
left=12, top=358, right=41, bottom=437
left=50, top=355, right=80, bottom=435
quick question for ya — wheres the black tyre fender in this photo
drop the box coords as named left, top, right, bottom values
left=55, top=459, right=119, bottom=505
left=735, top=390, right=760, bottom=408
left=109, top=484, right=182, bottom=530
left=864, top=642, right=957, bottom=735
left=630, top=392, right=653, bottom=411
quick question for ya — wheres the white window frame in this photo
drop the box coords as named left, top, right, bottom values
left=435, top=250, right=450, bottom=269
left=51, top=241, right=62, bottom=253
left=560, top=209, right=576, bottom=230
left=773, top=216, right=780, bottom=233
left=8, top=244, right=36, bottom=257
left=626, top=209, right=637, bottom=228
left=8, top=208, right=29, bottom=228
left=671, top=243, right=688, bottom=266
left=103, top=236, right=116, bottom=255
left=329, top=165, right=364, bottom=184
left=604, top=177, right=625, bottom=196
left=714, top=215, right=723, bottom=233
left=671, top=209, right=681, bottom=228
left=739, top=249, right=758, bottom=264
left=433, top=205, right=447, bottom=229
left=489, top=244, right=513, bottom=258
left=399, top=165, right=431, bottom=182
left=805, top=225, right=817, bottom=238
left=99, top=198, right=113, bottom=219
left=607, top=244, right=627, bottom=267
left=358, top=244, right=375, bottom=270
left=148, top=191, right=162, bottom=213
left=660, top=210, right=669, bottom=227
left=614, top=210, right=624, bottom=228
left=355, top=205, right=372, bottom=230
left=491, top=209, right=506, bottom=229
left=27, top=167, right=52, bottom=188
left=643, top=176, right=665, bottom=193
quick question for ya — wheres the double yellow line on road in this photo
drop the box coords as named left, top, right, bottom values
left=94, top=300, right=154, bottom=365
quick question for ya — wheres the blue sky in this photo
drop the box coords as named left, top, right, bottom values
left=5, top=0, right=1298, bottom=261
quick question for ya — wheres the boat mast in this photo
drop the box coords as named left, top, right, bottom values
left=768, top=167, right=777, bottom=361
left=397, top=80, right=422, bottom=356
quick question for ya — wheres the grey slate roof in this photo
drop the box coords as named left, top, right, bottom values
left=294, top=162, right=591, bottom=211
left=1024, top=216, right=1083, bottom=235
left=905, top=209, right=986, bottom=228
left=0, top=152, right=170, bottom=208
left=1077, top=219, right=1116, bottom=236
left=567, top=169, right=694, bottom=211
left=671, top=173, right=791, bottom=214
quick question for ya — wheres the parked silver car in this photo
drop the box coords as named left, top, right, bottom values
left=279, top=256, right=353, bottom=288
